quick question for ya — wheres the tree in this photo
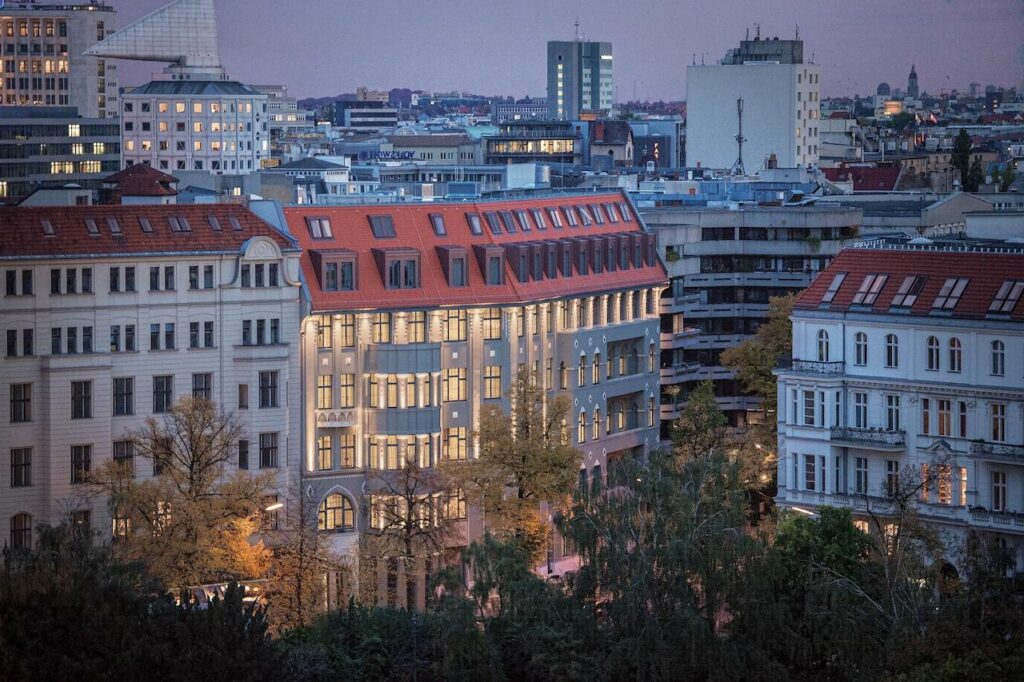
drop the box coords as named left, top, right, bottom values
left=997, top=160, right=1017, bottom=192
left=950, top=128, right=973, bottom=190
left=720, top=293, right=795, bottom=434
left=263, top=491, right=349, bottom=633
left=91, top=396, right=273, bottom=591
left=361, top=459, right=458, bottom=610
left=670, top=379, right=727, bottom=461
left=966, top=158, right=985, bottom=192
left=448, top=366, right=582, bottom=564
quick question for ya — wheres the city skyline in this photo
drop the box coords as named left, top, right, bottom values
left=103, top=0, right=1024, bottom=102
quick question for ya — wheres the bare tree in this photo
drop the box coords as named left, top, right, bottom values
left=91, top=396, right=273, bottom=591
left=361, top=460, right=459, bottom=609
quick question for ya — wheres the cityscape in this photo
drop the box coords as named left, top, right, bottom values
left=1, top=0, right=1023, bottom=679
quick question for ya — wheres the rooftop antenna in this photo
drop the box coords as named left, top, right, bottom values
left=754, top=23, right=761, bottom=39
left=731, top=98, right=746, bottom=176
left=746, top=27, right=750, bottom=41
left=574, top=18, right=580, bottom=42
left=692, top=53, right=696, bottom=66
left=795, top=24, right=800, bottom=41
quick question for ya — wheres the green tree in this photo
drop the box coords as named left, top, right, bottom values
left=998, top=160, right=1017, bottom=192
left=966, top=158, right=985, bottom=192
left=448, top=366, right=582, bottom=563
left=950, top=128, right=973, bottom=190
left=669, top=379, right=728, bottom=460
left=720, top=293, right=795, bottom=434
left=91, top=396, right=273, bottom=591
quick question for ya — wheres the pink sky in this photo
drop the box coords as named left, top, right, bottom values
left=106, top=0, right=1024, bottom=101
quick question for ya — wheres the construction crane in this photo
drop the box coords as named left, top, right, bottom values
left=730, top=98, right=746, bottom=176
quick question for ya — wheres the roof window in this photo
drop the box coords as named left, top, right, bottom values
left=429, top=213, right=446, bottom=236
left=306, top=216, right=333, bottom=239
left=989, top=280, right=1023, bottom=314
left=820, top=272, right=846, bottom=303
left=932, top=277, right=969, bottom=310
left=890, top=275, right=926, bottom=307
left=851, top=273, right=887, bottom=305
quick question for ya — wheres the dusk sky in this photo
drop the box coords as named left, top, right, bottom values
left=107, top=0, right=1024, bottom=101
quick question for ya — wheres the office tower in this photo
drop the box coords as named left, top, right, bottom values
left=547, top=40, right=613, bottom=120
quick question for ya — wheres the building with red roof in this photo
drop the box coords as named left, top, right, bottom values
left=776, top=236, right=1024, bottom=573
left=282, top=191, right=667, bottom=602
left=0, top=203, right=303, bottom=550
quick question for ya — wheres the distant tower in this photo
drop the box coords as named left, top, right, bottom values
left=907, top=64, right=919, bottom=99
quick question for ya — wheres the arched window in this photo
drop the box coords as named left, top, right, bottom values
left=854, top=332, right=868, bottom=366
left=10, top=513, right=32, bottom=549
left=559, top=361, right=567, bottom=389
left=948, top=338, right=962, bottom=373
left=578, top=354, right=586, bottom=387
left=592, top=407, right=600, bottom=441
left=578, top=410, right=586, bottom=444
left=816, top=329, right=830, bottom=362
left=926, top=336, right=940, bottom=371
left=648, top=397, right=656, bottom=427
left=593, top=353, right=601, bottom=384
left=318, top=493, right=355, bottom=532
left=629, top=348, right=639, bottom=375
left=991, top=340, right=1005, bottom=376
left=648, top=343, right=656, bottom=373
left=885, top=334, right=899, bottom=368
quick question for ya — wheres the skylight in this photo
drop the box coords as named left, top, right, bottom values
left=546, top=207, right=564, bottom=228
left=208, top=215, right=222, bottom=231
left=932, top=277, right=969, bottom=310
left=499, top=211, right=517, bottom=233
left=107, top=217, right=122, bottom=235
left=530, top=208, right=547, bottom=230
left=618, top=202, right=632, bottom=221
left=989, top=280, right=1024, bottom=314
left=138, top=217, right=153, bottom=233
left=576, top=206, right=593, bottom=226
left=820, top=272, right=847, bottom=303
left=851, top=273, right=888, bottom=305
left=41, top=219, right=55, bottom=236
left=429, top=213, right=446, bottom=236
left=483, top=212, right=502, bottom=235
left=465, top=213, right=483, bottom=235
left=84, top=218, right=99, bottom=235
left=563, top=207, right=579, bottom=227
left=368, top=215, right=396, bottom=239
left=588, top=204, right=605, bottom=225
left=306, top=216, right=332, bottom=239
left=514, top=209, right=532, bottom=231
left=890, top=275, right=926, bottom=307
left=228, top=216, right=243, bottom=231
left=605, top=203, right=620, bottom=223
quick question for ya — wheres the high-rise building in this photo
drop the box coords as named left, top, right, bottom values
left=0, top=204, right=302, bottom=549
left=284, top=192, right=666, bottom=603
left=907, top=64, right=919, bottom=100
left=776, top=236, right=1024, bottom=572
left=0, top=106, right=120, bottom=200
left=0, top=2, right=119, bottom=118
left=547, top=40, right=613, bottom=120
left=86, top=0, right=268, bottom=174
left=686, top=37, right=820, bottom=170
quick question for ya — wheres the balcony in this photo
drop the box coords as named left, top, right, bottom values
left=316, top=408, right=357, bottom=428
left=779, top=358, right=845, bottom=376
left=969, top=509, right=1024, bottom=533
left=969, top=441, right=1024, bottom=463
left=830, top=426, right=906, bottom=450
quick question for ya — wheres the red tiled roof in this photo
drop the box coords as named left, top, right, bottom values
left=821, top=166, right=900, bottom=191
left=796, top=248, right=1024, bottom=320
left=0, top=204, right=298, bottom=258
left=103, top=164, right=179, bottom=196
left=284, top=192, right=667, bottom=312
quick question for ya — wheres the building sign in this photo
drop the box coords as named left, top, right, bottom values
left=359, top=151, right=416, bottom=161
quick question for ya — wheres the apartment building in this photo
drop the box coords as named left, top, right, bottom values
left=284, top=191, right=666, bottom=604
left=0, top=204, right=302, bottom=549
left=776, top=239, right=1024, bottom=571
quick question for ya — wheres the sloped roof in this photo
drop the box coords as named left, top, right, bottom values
left=128, top=80, right=258, bottom=96
left=822, top=166, right=900, bottom=191
left=285, top=192, right=666, bottom=312
left=590, top=121, right=633, bottom=145
left=0, top=204, right=298, bottom=259
left=796, top=247, right=1024, bottom=321
left=387, top=135, right=473, bottom=147
left=104, top=163, right=179, bottom=196
left=272, top=157, right=347, bottom=171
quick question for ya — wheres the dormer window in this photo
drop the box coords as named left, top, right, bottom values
left=451, top=256, right=466, bottom=286
left=474, top=245, right=505, bottom=285
left=312, top=249, right=356, bottom=292
left=368, top=215, right=396, bottom=239
left=387, top=258, right=418, bottom=289
left=465, top=212, right=483, bottom=235
left=306, top=216, right=333, bottom=239
left=429, top=213, right=446, bottom=236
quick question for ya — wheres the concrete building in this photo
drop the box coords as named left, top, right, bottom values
left=483, top=121, right=582, bottom=166
left=776, top=237, right=1024, bottom=571
left=644, top=203, right=861, bottom=430
left=333, top=101, right=398, bottom=132
left=589, top=120, right=634, bottom=170
left=263, top=157, right=353, bottom=204
left=686, top=37, right=820, bottom=171
left=0, top=106, right=120, bottom=201
left=283, top=192, right=666, bottom=603
left=385, top=135, right=480, bottom=166
left=254, top=85, right=314, bottom=142
left=493, top=97, right=548, bottom=123
left=0, top=1, right=119, bottom=118
left=547, top=40, right=613, bottom=120
left=0, top=204, right=302, bottom=549
left=87, top=0, right=268, bottom=175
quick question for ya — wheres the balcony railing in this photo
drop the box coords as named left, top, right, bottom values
left=831, top=426, right=906, bottom=447
left=969, top=441, right=1024, bottom=461
left=779, top=358, right=845, bottom=375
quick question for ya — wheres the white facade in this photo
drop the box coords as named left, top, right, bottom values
left=1, top=206, right=302, bottom=549
left=686, top=62, right=821, bottom=170
left=777, top=252, right=1024, bottom=570
left=120, top=84, right=268, bottom=174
